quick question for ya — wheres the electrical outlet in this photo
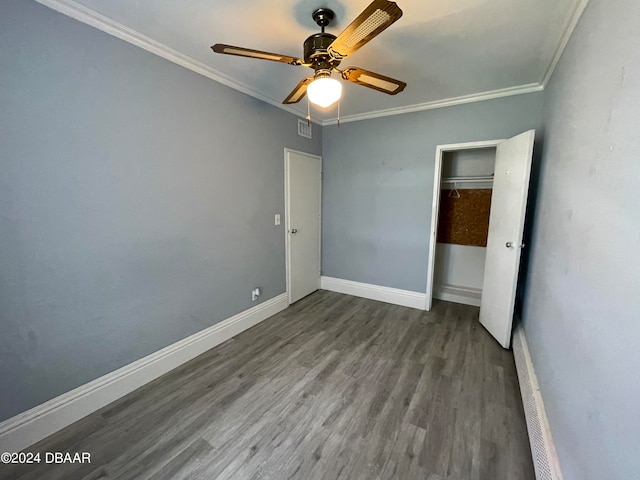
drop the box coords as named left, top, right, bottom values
left=251, top=288, right=261, bottom=301
left=274, top=214, right=281, bottom=226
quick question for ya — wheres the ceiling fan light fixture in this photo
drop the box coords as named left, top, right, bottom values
left=307, top=76, right=342, bottom=108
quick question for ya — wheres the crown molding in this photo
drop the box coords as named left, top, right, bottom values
left=540, top=0, right=590, bottom=86
left=34, top=0, right=322, bottom=125
left=321, top=83, right=544, bottom=126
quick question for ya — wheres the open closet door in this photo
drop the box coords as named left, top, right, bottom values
left=479, top=130, right=535, bottom=349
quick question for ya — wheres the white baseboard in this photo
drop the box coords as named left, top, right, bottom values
left=433, top=283, right=482, bottom=307
left=320, top=276, right=426, bottom=310
left=0, top=293, right=288, bottom=453
left=513, top=324, right=564, bottom=480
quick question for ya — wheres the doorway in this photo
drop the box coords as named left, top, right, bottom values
left=433, top=146, right=497, bottom=307
left=284, top=148, right=322, bottom=304
left=426, top=139, right=503, bottom=311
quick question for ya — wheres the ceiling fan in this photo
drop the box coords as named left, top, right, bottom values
left=211, top=0, right=406, bottom=109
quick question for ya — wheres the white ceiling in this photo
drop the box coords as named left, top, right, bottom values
left=42, top=0, right=585, bottom=124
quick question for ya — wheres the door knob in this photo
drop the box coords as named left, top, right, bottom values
left=506, top=242, right=525, bottom=248
left=291, top=229, right=298, bottom=234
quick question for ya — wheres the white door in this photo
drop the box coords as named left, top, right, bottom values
left=479, top=130, right=535, bottom=348
left=285, top=149, right=321, bottom=304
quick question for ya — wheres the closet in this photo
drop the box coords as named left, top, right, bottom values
left=433, top=147, right=496, bottom=306
left=426, top=131, right=535, bottom=349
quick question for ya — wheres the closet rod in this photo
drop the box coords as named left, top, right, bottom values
left=441, top=175, right=494, bottom=183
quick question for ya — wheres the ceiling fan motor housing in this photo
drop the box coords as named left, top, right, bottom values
left=303, top=33, right=338, bottom=66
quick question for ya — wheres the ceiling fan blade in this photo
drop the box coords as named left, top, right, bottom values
left=283, top=77, right=314, bottom=104
left=328, top=0, right=403, bottom=60
left=211, top=44, right=303, bottom=65
left=341, top=67, right=406, bottom=95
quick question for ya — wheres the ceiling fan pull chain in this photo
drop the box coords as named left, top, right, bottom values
left=307, top=96, right=311, bottom=126
left=337, top=98, right=341, bottom=127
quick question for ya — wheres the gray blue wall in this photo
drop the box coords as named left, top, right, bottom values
left=321, top=93, right=544, bottom=292
left=0, top=0, right=320, bottom=421
left=521, top=0, right=640, bottom=478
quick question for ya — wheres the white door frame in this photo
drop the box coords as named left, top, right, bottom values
left=424, top=139, right=504, bottom=311
left=284, top=148, right=322, bottom=305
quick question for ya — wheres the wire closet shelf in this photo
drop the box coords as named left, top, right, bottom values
left=441, top=175, right=494, bottom=184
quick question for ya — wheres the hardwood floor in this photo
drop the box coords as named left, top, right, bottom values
left=1, top=291, right=535, bottom=480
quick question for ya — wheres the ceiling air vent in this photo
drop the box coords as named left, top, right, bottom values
left=297, top=119, right=312, bottom=139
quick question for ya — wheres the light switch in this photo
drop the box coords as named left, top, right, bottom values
left=274, top=214, right=281, bottom=225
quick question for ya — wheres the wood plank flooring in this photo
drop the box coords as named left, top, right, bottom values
left=1, top=291, right=534, bottom=480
